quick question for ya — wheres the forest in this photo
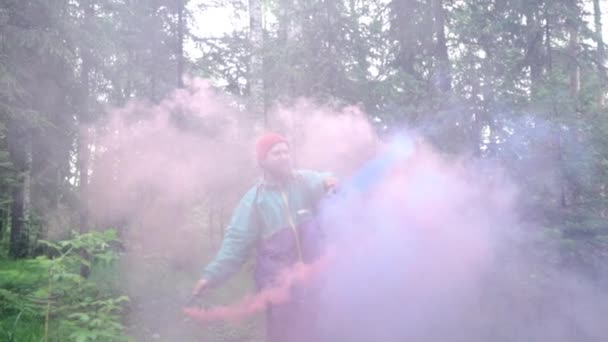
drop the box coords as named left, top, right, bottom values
left=1, top=0, right=608, bottom=341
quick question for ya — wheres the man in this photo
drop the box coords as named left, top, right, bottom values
left=192, top=132, right=335, bottom=342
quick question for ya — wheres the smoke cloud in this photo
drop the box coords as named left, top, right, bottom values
left=87, top=77, right=608, bottom=341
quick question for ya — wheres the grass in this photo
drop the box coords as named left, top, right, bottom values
left=0, top=258, right=47, bottom=342
left=0, top=258, right=50, bottom=290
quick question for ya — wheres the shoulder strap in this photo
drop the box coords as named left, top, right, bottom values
left=251, top=182, right=263, bottom=241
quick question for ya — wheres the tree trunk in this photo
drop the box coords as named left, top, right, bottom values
left=568, top=21, right=580, bottom=97
left=593, top=0, right=605, bottom=72
left=390, top=0, right=417, bottom=77
left=176, top=0, right=185, bottom=88
left=21, top=145, right=31, bottom=244
left=278, top=0, right=295, bottom=99
left=593, top=0, right=605, bottom=104
left=349, top=0, right=369, bottom=89
left=556, top=131, right=571, bottom=208
left=1, top=199, right=9, bottom=242
left=78, top=128, right=90, bottom=232
left=78, top=0, right=94, bottom=277
left=479, top=44, right=496, bottom=156
left=248, top=0, right=265, bottom=127
left=79, top=0, right=93, bottom=235
left=278, top=1, right=287, bottom=44
left=10, top=185, right=27, bottom=258
left=150, top=16, right=158, bottom=102
left=432, top=0, right=451, bottom=92
left=325, top=0, right=338, bottom=97
left=0, top=186, right=6, bottom=240
left=0, top=207, right=4, bottom=240
left=524, top=4, right=543, bottom=97
left=9, top=133, right=32, bottom=259
left=544, top=3, right=552, bottom=73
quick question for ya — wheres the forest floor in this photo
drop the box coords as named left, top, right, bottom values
left=122, top=251, right=264, bottom=342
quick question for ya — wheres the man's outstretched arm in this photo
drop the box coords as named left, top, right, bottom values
left=193, top=188, right=260, bottom=295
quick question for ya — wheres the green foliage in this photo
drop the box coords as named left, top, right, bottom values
left=64, top=296, right=130, bottom=342
left=0, top=312, right=43, bottom=342
left=0, top=229, right=131, bottom=341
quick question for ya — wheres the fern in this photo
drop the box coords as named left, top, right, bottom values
left=1, top=230, right=132, bottom=341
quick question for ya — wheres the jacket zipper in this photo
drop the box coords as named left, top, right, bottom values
left=281, top=191, right=304, bottom=263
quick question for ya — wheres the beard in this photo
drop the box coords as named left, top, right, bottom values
left=265, top=160, right=292, bottom=180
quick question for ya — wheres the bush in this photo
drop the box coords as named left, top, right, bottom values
left=0, top=229, right=132, bottom=341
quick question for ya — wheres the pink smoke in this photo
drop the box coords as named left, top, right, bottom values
left=86, top=77, right=607, bottom=341
left=86, top=78, right=382, bottom=340
left=88, top=79, right=256, bottom=265
left=183, top=254, right=332, bottom=322
left=182, top=138, right=514, bottom=326
left=269, top=100, right=378, bottom=175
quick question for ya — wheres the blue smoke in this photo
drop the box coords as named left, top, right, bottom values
left=318, top=134, right=415, bottom=239
left=339, top=134, right=415, bottom=194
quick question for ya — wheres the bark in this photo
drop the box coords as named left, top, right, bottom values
left=593, top=0, right=605, bottom=80
left=0, top=205, right=4, bottom=240
left=278, top=0, right=296, bottom=98
left=556, top=131, right=571, bottom=208
left=78, top=0, right=94, bottom=278
left=568, top=23, right=580, bottom=97
left=9, top=132, right=32, bottom=258
left=593, top=0, right=605, bottom=106
left=544, top=3, right=552, bottom=73
left=325, top=0, right=338, bottom=97
left=390, top=0, right=418, bottom=76
left=248, top=0, right=265, bottom=126
left=524, top=4, right=544, bottom=96
left=432, top=0, right=451, bottom=92
left=176, top=0, right=185, bottom=88
left=78, top=0, right=93, bottom=234
left=278, top=0, right=290, bottom=44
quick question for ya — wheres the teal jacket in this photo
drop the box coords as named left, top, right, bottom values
left=202, top=170, right=331, bottom=286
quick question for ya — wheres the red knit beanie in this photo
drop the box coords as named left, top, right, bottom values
left=256, top=132, right=288, bottom=164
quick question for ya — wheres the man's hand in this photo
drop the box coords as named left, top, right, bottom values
left=192, top=278, right=210, bottom=298
left=324, top=176, right=338, bottom=193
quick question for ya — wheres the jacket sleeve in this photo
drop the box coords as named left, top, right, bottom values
left=298, top=169, right=334, bottom=204
left=202, top=188, right=260, bottom=286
